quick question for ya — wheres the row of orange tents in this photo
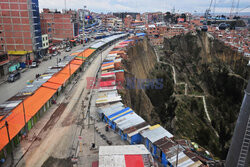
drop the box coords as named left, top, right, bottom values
left=0, top=48, right=96, bottom=151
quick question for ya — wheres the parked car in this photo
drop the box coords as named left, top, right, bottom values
left=218, top=23, right=227, bottom=30
left=8, top=72, right=21, bottom=82
left=52, top=51, right=60, bottom=56
left=65, top=47, right=71, bottom=52
left=30, top=61, right=38, bottom=68
left=201, top=25, right=208, bottom=32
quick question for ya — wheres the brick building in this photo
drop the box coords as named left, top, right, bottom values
left=40, top=9, right=79, bottom=44
left=124, top=15, right=133, bottom=29
left=0, top=0, right=42, bottom=62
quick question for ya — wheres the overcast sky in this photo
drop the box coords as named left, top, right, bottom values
left=39, top=0, right=250, bottom=14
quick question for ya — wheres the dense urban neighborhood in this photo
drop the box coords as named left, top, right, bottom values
left=0, top=0, right=250, bottom=167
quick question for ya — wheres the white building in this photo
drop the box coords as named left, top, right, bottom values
left=98, top=145, right=154, bottom=167
left=42, top=34, right=49, bottom=49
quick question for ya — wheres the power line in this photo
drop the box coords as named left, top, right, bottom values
left=235, top=0, right=240, bottom=15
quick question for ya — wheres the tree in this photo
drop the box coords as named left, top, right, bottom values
left=181, top=13, right=186, bottom=22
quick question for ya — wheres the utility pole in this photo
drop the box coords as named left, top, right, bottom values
left=22, top=100, right=28, bottom=133
left=93, top=119, right=96, bottom=145
left=5, top=121, right=14, bottom=165
left=69, top=62, right=71, bottom=79
left=87, top=108, right=90, bottom=128
left=175, top=144, right=179, bottom=167
left=83, top=5, right=86, bottom=46
left=64, top=0, right=66, bottom=11
left=101, top=49, right=103, bottom=65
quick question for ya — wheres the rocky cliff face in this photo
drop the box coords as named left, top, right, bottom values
left=120, top=38, right=159, bottom=123
left=121, top=32, right=250, bottom=159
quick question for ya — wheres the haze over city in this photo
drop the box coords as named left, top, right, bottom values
left=39, top=0, right=250, bottom=13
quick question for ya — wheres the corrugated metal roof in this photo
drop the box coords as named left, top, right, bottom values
left=108, top=107, right=133, bottom=120
left=96, top=89, right=122, bottom=104
left=0, top=100, right=22, bottom=116
left=168, top=151, right=196, bottom=167
left=115, top=112, right=145, bottom=130
left=127, top=124, right=150, bottom=137
left=99, top=145, right=149, bottom=155
left=140, top=126, right=174, bottom=143
left=91, top=41, right=106, bottom=49
left=101, top=105, right=125, bottom=116
left=98, top=86, right=117, bottom=92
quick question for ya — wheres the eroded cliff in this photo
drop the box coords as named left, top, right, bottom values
left=121, top=32, right=250, bottom=159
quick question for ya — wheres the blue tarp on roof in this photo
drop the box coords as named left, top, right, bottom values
left=123, top=40, right=133, bottom=42
left=108, top=107, right=130, bottom=119
left=112, top=109, right=133, bottom=121
left=136, top=33, right=146, bottom=37
left=102, top=61, right=114, bottom=64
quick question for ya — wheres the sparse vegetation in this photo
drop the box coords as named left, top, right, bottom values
left=122, top=33, right=249, bottom=159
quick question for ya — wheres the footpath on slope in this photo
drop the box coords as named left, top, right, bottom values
left=153, top=47, right=218, bottom=137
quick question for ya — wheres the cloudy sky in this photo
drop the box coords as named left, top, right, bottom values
left=39, top=0, right=250, bottom=14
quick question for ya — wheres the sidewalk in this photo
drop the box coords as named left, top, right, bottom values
left=0, top=77, right=6, bottom=85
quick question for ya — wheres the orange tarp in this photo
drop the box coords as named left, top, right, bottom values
left=101, top=65, right=115, bottom=71
left=0, top=104, right=25, bottom=151
left=42, top=82, right=61, bottom=90
left=78, top=48, right=95, bottom=58
left=23, top=87, right=57, bottom=120
left=59, top=63, right=80, bottom=76
left=0, top=87, right=57, bottom=151
left=71, top=59, right=83, bottom=65
left=48, top=73, right=69, bottom=85
left=48, top=63, right=80, bottom=85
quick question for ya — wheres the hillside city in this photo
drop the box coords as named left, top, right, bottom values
left=0, top=0, right=250, bottom=167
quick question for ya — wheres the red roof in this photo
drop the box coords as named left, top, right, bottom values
left=92, top=161, right=99, bottom=167
left=100, top=80, right=116, bottom=87
left=125, top=155, right=144, bottom=167
left=101, top=72, right=115, bottom=76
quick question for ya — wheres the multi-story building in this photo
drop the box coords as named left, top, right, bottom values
left=0, top=0, right=42, bottom=62
left=41, top=34, right=49, bottom=55
left=124, top=15, right=133, bottom=29
left=136, top=14, right=141, bottom=21
left=101, top=15, right=117, bottom=29
left=40, top=9, right=79, bottom=44
left=115, top=19, right=124, bottom=30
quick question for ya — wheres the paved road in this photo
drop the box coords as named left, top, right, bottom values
left=0, top=43, right=93, bottom=104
